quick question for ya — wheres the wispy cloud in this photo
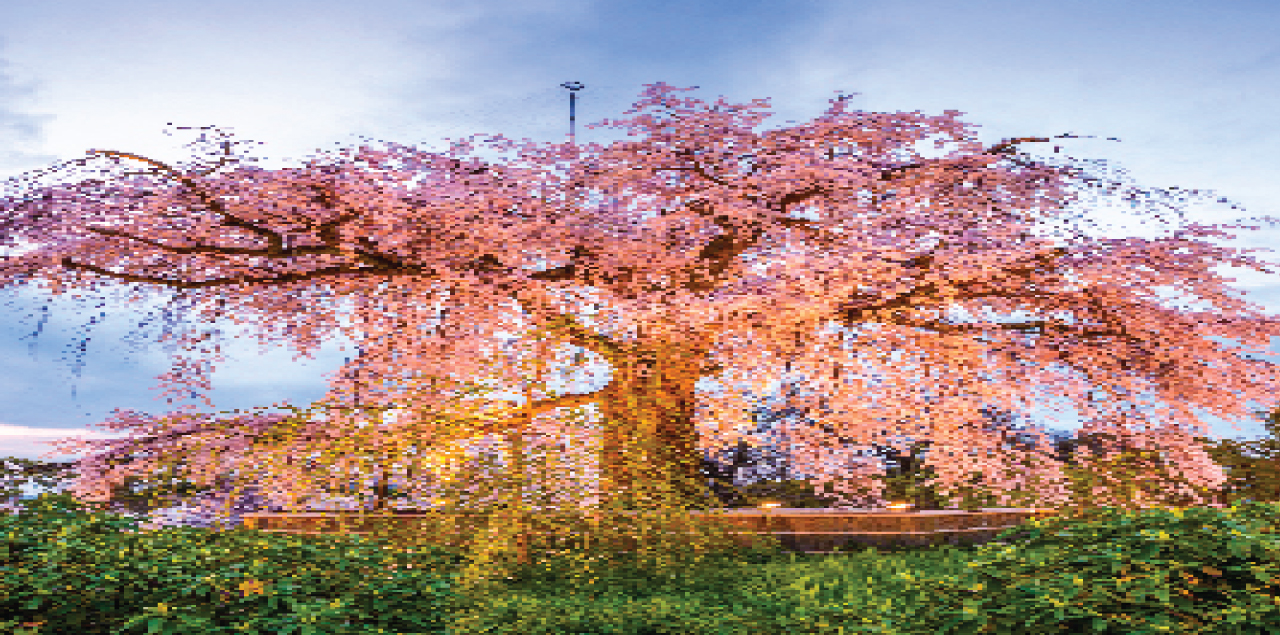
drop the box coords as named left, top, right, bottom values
left=0, top=45, right=54, bottom=175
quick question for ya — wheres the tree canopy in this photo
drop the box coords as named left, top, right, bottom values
left=3, top=83, right=1278, bottom=514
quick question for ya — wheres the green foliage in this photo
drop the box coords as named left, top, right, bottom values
left=445, top=537, right=986, bottom=634
left=17, top=395, right=1277, bottom=632
left=9, top=493, right=1280, bottom=634
left=422, top=454, right=768, bottom=602
left=900, top=501, right=1280, bottom=634
left=0, top=492, right=467, bottom=634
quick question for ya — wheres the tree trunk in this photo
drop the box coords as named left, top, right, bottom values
left=596, top=335, right=713, bottom=511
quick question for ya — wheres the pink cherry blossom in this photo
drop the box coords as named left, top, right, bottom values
left=2, top=83, right=1276, bottom=517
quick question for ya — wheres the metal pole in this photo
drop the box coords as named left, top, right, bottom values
left=560, top=81, right=584, bottom=145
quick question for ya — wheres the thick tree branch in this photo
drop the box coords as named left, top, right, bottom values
left=534, top=312, right=627, bottom=359
left=526, top=245, right=591, bottom=284
left=836, top=247, right=1070, bottom=327
left=60, top=256, right=412, bottom=288
left=889, top=315, right=1133, bottom=341
left=499, top=132, right=1089, bottom=306
left=87, top=151, right=410, bottom=272
left=85, top=226, right=342, bottom=259
left=89, top=150, right=288, bottom=254
left=537, top=136, right=1048, bottom=300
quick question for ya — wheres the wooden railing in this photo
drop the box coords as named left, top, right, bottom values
left=240, top=507, right=1060, bottom=554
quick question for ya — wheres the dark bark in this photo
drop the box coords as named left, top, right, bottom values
left=595, top=335, right=713, bottom=510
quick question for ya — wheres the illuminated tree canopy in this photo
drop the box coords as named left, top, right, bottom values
left=3, top=83, right=1277, bottom=512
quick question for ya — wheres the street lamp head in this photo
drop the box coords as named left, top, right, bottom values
left=561, top=82, right=585, bottom=145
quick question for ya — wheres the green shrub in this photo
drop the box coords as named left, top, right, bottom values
left=899, top=501, right=1280, bottom=634
left=1, top=493, right=468, bottom=634
left=11, top=491, right=1280, bottom=634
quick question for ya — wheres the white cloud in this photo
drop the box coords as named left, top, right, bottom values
left=0, top=423, right=130, bottom=461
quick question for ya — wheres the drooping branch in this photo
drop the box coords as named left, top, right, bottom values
left=424, top=389, right=603, bottom=441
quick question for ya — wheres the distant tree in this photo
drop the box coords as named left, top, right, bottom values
left=710, top=388, right=1280, bottom=512
left=0, top=457, right=80, bottom=508
left=707, top=387, right=1076, bottom=509
left=1192, top=405, right=1280, bottom=506
left=700, top=440, right=757, bottom=507
left=0, top=455, right=278, bottom=523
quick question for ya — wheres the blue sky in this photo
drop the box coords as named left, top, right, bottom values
left=1, top=0, right=1278, bottom=465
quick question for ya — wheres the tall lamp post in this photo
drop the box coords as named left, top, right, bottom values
left=560, top=81, right=584, bottom=145
left=559, top=81, right=587, bottom=240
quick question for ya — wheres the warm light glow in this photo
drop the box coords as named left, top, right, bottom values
left=887, top=502, right=913, bottom=512
left=759, top=501, right=782, bottom=509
